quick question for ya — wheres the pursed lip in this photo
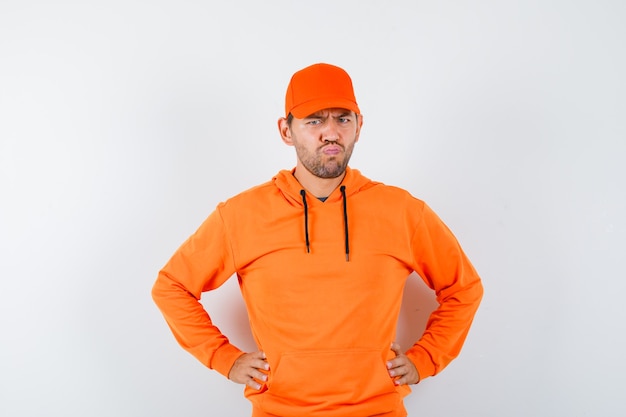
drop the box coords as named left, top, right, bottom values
left=321, top=144, right=343, bottom=155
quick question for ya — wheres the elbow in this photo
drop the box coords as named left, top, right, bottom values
left=151, top=271, right=173, bottom=308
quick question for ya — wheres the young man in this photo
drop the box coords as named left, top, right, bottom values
left=152, top=63, right=483, bottom=417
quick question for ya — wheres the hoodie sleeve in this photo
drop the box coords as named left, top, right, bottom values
left=405, top=202, right=484, bottom=381
left=151, top=206, right=244, bottom=378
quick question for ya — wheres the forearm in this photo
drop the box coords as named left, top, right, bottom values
left=406, top=276, right=483, bottom=380
left=152, top=271, right=244, bottom=377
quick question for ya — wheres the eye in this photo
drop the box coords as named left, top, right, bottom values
left=307, top=119, right=322, bottom=125
left=338, top=117, right=351, bottom=124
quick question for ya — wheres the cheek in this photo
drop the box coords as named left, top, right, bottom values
left=340, top=125, right=358, bottom=137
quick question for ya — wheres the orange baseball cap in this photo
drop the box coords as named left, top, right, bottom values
left=285, top=63, right=360, bottom=118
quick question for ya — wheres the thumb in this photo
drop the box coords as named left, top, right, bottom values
left=390, top=342, right=402, bottom=356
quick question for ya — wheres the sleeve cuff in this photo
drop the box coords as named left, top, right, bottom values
left=406, top=344, right=437, bottom=382
left=210, top=343, right=245, bottom=378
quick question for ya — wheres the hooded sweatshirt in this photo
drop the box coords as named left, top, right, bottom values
left=152, top=167, right=483, bottom=417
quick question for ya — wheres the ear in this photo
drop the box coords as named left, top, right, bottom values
left=354, top=113, right=364, bottom=143
left=277, top=117, right=294, bottom=146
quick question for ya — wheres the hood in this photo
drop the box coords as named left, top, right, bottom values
left=272, top=166, right=376, bottom=206
left=271, top=167, right=378, bottom=261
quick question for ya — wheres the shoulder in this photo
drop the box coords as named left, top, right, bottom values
left=216, top=179, right=280, bottom=218
left=361, top=182, right=426, bottom=210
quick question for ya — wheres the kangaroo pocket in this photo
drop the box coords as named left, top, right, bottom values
left=259, top=349, right=400, bottom=416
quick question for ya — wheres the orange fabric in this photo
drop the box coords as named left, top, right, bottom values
left=285, top=63, right=361, bottom=118
left=152, top=167, right=483, bottom=416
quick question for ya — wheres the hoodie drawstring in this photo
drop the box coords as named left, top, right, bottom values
left=340, top=185, right=350, bottom=261
left=300, top=190, right=310, bottom=253
left=299, top=188, right=349, bottom=261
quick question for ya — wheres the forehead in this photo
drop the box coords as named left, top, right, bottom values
left=304, top=108, right=355, bottom=118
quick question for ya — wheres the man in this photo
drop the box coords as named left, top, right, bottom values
left=152, top=63, right=483, bottom=417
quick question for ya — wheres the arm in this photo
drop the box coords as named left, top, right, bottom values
left=151, top=208, right=244, bottom=378
left=405, top=202, right=484, bottom=381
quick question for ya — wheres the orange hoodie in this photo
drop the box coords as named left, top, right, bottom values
left=152, top=167, right=483, bottom=417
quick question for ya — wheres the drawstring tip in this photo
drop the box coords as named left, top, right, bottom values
left=345, top=253, right=350, bottom=262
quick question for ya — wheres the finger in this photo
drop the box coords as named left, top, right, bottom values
left=248, top=351, right=267, bottom=360
left=388, top=362, right=407, bottom=376
left=238, top=352, right=269, bottom=371
left=248, top=358, right=270, bottom=371
left=251, top=351, right=270, bottom=369
left=387, top=353, right=409, bottom=370
left=390, top=342, right=402, bottom=356
left=394, top=375, right=408, bottom=386
left=395, top=368, right=419, bottom=386
left=389, top=365, right=410, bottom=384
left=249, top=368, right=268, bottom=382
left=246, top=377, right=262, bottom=390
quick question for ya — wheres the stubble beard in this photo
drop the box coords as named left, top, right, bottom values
left=297, top=142, right=355, bottom=179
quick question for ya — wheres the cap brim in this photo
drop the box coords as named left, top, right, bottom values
left=289, top=98, right=360, bottom=119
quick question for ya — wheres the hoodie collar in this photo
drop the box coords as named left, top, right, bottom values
left=272, top=166, right=373, bottom=206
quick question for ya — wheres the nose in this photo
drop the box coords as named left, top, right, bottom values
left=320, top=120, right=340, bottom=143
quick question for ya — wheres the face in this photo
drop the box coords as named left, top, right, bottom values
left=279, top=108, right=363, bottom=179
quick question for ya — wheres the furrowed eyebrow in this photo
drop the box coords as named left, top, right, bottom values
left=305, top=111, right=353, bottom=119
left=332, top=112, right=354, bottom=120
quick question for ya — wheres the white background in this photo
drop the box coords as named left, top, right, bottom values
left=1, top=1, right=625, bottom=416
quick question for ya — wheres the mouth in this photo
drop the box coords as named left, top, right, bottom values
left=321, top=144, right=343, bottom=155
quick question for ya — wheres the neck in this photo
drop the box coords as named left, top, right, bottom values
left=293, top=168, right=346, bottom=198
